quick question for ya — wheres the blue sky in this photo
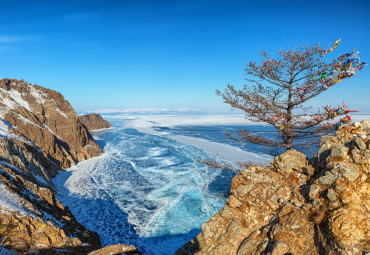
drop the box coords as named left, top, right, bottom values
left=0, top=0, right=369, bottom=113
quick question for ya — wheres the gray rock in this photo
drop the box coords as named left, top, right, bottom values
left=327, top=188, right=336, bottom=201
left=318, top=171, right=337, bottom=185
left=320, top=135, right=333, bottom=146
left=364, top=150, right=370, bottom=160
left=336, top=163, right=360, bottom=181
left=354, top=137, right=366, bottom=151
left=351, top=147, right=362, bottom=163
left=273, top=150, right=307, bottom=174
left=360, top=120, right=370, bottom=131
left=330, top=144, right=349, bottom=160
left=318, top=140, right=336, bottom=169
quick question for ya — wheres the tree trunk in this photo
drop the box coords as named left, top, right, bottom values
left=285, top=77, right=294, bottom=150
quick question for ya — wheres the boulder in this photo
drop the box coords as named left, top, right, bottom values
left=88, top=244, right=142, bottom=255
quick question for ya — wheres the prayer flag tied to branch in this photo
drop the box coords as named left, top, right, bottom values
left=297, top=39, right=366, bottom=98
left=293, top=39, right=366, bottom=130
left=318, top=50, right=365, bottom=88
left=217, top=39, right=367, bottom=153
left=327, top=38, right=341, bottom=53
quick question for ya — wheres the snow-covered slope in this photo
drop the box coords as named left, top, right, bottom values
left=0, top=79, right=102, bottom=253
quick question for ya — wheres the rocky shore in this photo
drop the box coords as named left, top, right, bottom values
left=177, top=121, right=370, bottom=254
left=0, top=79, right=139, bottom=254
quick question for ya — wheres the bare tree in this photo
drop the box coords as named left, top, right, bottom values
left=217, top=41, right=366, bottom=154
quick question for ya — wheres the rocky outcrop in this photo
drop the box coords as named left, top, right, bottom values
left=88, top=244, right=142, bottom=255
left=177, top=121, right=370, bottom=255
left=0, top=79, right=102, bottom=253
left=0, top=161, right=101, bottom=253
left=0, top=79, right=102, bottom=173
left=78, top=113, right=112, bottom=131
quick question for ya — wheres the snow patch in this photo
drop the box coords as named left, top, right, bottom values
left=0, top=88, right=31, bottom=111
left=0, top=181, right=28, bottom=216
left=29, top=85, right=47, bottom=104
left=14, top=113, right=42, bottom=128
left=33, top=174, right=50, bottom=187
left=29, top=85, right=68, bottom=118
left=0, top=118, right=42, bottom=151
left=0, top=161, right=24, bottom=175
left=13, top=113, right=63, bottom=143
left=54, top=105, right=68, bottom=118
left=0, top=119, right=10, bottom=137
left=0, top=84, right=68, bottom=119
left=0, top=97, right=17, bottom=110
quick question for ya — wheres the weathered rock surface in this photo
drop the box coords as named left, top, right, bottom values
left=79, top=113, right=112, bottom=131
left=0, top=162, right=101, bottom=254
left=177, top=122, right=370, bottom=255
left=88, top=244, right=142, bottom=255
left=0, top=79, right=103, bottom=253
left=0, top=79, right=102, bottom=173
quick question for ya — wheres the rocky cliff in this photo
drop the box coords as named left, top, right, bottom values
left=177, top=121, right=370, bottom=255
left=78, top=113, right=112, bottom=131
left=0, top=79, right=102, bottom=253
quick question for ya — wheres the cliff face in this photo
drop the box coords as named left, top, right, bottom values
left=0, top=79, right=102, bottom=174
left=0, top=79, right=102, bottom=253
left=177, top=121, right=370, bottom=255
left=78, top=113, right=112, bottom=131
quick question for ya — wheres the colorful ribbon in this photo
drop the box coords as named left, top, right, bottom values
left=327, top=39, right=341, bottom=53
left=298, top=47, right=366, bottom=98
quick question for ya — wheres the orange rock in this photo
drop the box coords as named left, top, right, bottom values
left=0, top=79, right=102, bottom=254
left=177, top=122, right=370, bottom=254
